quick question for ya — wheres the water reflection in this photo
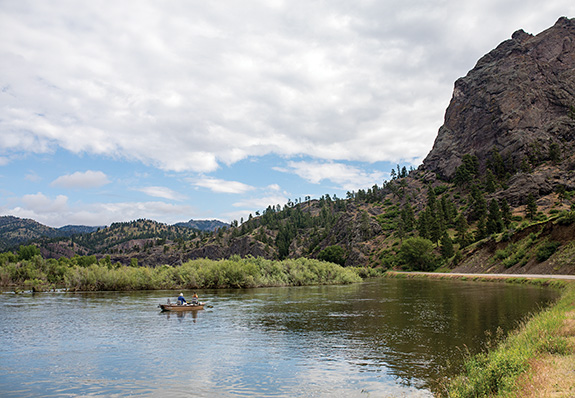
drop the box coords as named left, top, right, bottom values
left=213, top=279, right=558, bottom=393
left=162, top=309, right=200, bottom=322
left=0, top=278, right=558, bottom=397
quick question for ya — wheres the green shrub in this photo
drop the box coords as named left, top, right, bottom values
left=536, top=241, right=560, bottom=262
left=398, top=237, right=438, bottom=271
left=557, top=211, right=575, bottom=226
left=318, top=245, right=346, bottom=266
left=17, top=245, right=41, bottom=261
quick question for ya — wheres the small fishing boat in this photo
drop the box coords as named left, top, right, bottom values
left=158, top=302, right=205, bottom=312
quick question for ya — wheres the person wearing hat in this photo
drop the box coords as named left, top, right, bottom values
left=177, top=293, right=187, bottom=305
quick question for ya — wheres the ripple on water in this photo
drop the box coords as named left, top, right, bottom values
left=0, top=279, right=558, bottom=397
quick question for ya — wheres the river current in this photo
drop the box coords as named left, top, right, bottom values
left=0, top=278, right=558, bottom=397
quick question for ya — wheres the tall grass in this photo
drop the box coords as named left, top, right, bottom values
left=0, top=254, right=362, bottom=291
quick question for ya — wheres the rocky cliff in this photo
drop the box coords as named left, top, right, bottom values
left=423, top=17, right=575, bottom=184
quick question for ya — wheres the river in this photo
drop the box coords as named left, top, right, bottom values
left=0, top=278, right=558, bottom=397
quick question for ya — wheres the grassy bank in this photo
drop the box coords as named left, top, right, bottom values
left=444, top=281, right=575, bottom=397
left=386, top=271, right=575, bottom=397
left=0, top=253, right=369, bottom=291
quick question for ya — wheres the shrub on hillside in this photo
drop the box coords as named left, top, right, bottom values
left=398, top=237, right=438, bottom=272
left=536, top=241, right=561, bottom=262
left=318, top=245, right=347, bottom=266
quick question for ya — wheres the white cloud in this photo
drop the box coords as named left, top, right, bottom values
left=21, top=192, right=68, bottom=213
left=194, top=177, right=254, bottom=194
left=136, top=186, right=185, bottom=201
left=4, top=192, right=196, bottom=227
left=232, top=195, right=289, bottom=210
left=278, top=161, right=386, bottom=192
left=25, top=171, right=41, bottom=182
left=2, top=1, right=571, bottom=174
left=51, top=170, right=110, bottom=189
left=2, top=1, right=574, bottom=228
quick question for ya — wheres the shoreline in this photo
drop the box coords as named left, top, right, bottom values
left=387, top=271, right=575, bottom=397
left=387, top=270, right=575, bottom=281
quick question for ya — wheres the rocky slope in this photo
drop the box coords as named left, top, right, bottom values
left=423, top=17, right=575, bottom=184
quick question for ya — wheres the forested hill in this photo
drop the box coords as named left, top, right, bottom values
left=0, top=217, right=223, bottom=253
left=2, top=18, right=575, bottom=275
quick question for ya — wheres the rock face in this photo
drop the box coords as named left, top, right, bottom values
left=422, top=17, right=575, bottom=180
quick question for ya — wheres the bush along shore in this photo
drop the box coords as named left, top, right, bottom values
left=0, top=248, right=376, bottom=291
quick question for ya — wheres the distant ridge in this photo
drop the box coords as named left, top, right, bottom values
left=0, top=216, right=61, bottom=251
left=0, top=215, right=227, bottom=251
left=58, top=225, right=104, bottom=235
left=174, top=219, right=228, bottom=232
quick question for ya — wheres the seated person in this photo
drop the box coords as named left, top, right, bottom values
left=191, top=292, right=199, bottom=305
left=177, top=293, right=187, bottom=305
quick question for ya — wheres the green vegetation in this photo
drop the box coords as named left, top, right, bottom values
left=398, top=237, right=438, bottom=271
left=0, top=250, right=361, bottom=291
left=317, top=245, right=346, bottom=266
left=444, top=281, right=575, bottom=397
left=535, top=240, right=561, bottom=262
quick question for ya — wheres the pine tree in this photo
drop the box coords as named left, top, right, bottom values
left=475, top=215, right=487, bottom=241
left=454, top=154, right=479, bottom=186
left=486, top=199, right=503, bottom=234
left=440, top=196, right=450, bottom=225
left=455, top=214, right=470, bottom=247
left=549, top=142, right=561, bottom=164
left=417, top=210, right=430, bottom=240
left=427, top=187, right=437, bottom=209
left=401, top=203, right=415, bottom=232
left=429, top=210, right=443, bottom=244
left=485, top=169, right=497, bottom=193
left=488, top=147, right=506, bottom=180
left=526, top=193, right=538, bottom=220
left=440, top=233, right=454, bottom=259
left=469, top=185, right=487, bottom=222
left=520, top=157, right=532, bottom=173
left=500, top=198, right=512, bottom=228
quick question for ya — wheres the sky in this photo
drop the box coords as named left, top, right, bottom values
left=1, top=1, right=574, bottom=228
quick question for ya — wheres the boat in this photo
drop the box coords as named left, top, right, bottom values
left=158, top=302, right=205, bottom=312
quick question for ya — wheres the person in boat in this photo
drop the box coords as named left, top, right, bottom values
left=177, top=293, right=187, bottom=305
left=190, top=292, right=199, bottom=305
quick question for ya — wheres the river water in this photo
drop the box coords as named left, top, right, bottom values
left=0, top=278, right=558, bottom=397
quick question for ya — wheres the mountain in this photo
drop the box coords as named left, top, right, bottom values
left=0, top=217, right=224, bottom=253
left=0, top=216, right=62, bottom=251
left=422, top=17, right=575, bottom=204
left=57, top=225, right=104, bottom=235
left=174, top=219, right=228, bottom=232
left=2, top=18, right=575, bottom=274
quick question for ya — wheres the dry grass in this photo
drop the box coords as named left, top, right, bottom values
left=515, top=310, right=575, bottom=398
left=517, top=355, right=575, bottom=397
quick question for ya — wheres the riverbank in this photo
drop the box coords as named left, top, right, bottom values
left=387, top=271, right=575, bottom=397
left=0, top=255, right=373, bottom=291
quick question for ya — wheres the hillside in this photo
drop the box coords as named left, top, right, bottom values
left=0, top=217, right=223, bottom=257
left=174, top=219, right=228, bottom=232
left=2, top=17, right=575, bottom=274
left=0, top=216, right=64, bottom=251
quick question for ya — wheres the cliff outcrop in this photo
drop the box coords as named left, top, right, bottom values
left=422, top=17, right=575, bottom=184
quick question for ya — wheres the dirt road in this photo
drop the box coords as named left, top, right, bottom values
left=391, top=271, right=575, bottom=280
